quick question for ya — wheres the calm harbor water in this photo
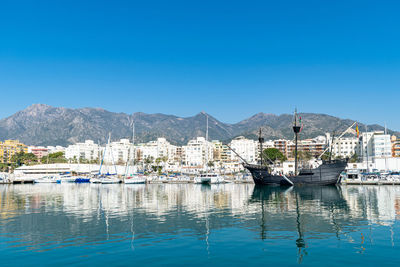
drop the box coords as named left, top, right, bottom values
left=1, top=184, right=400, bottom=266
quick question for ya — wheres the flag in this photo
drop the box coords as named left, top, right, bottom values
left=299, top=116, right=303, bottom=132
left=356, top=124, right=359, bottom=138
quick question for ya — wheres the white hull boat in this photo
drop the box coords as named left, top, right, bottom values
left=194, top=173, right=224, bottom=184
left=34, top=176, right=60, bottom=183
left=101, top=177, right=121, bottom=184
left=58, top=176, right=76, bottom=183
left=124, top=177, right=146, bottom=184
left=90, top=178, right=102, bottom=184
left=124, top=174, right=146, bottom=184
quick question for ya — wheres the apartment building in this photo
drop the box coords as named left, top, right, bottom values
left=0, top=140, right=28, bottom=163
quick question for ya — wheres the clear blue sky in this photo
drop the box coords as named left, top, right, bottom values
left=1, top=0, right=399, bottom=130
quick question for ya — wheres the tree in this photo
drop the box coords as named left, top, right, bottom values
left=0, top=163, right=9, bottom=172
left=349, top=153, right=358, bottom=163
left=321, top=152, right=332, bottom=161
left=144, top=156, right=154, bottom=172
left=10, top=152, right=38, bottom=168
left=41, top=152, right=68, bottom=164
left=263, top=148, right=287, bottom=163
left=303, top=151, right=313, bottom=161
left=207, top=161, right=214, bottom=168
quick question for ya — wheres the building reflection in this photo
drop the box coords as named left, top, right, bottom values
left=1, top=184, right=400, bottom=253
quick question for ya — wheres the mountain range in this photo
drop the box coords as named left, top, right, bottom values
left=0, top=104, right=397, bottom=146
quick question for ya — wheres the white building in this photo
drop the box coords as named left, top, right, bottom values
left=360, top=131, right=391, bottom=163
left=330, top=136, right=361, bottom=159
left=182, top=137, right=213, bottom=167
left=136, top=138, right=175, bottom=162
left=103, top=139, right=134, bottom=165
left=65, top=140, right=101, bottom=162
left=229, top=136, right=257, bottom=164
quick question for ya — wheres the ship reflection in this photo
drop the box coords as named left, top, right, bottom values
left=250, top=185, right=348, bottom=263
left=1, top=183, right=400, bottom=257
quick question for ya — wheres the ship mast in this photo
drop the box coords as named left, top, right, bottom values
left=293, top=109, right=301, bottom=175
left=258, top=128, right=264, bottom=166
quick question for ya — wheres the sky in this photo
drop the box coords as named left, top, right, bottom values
left=1, top=0, right=400, bottom=130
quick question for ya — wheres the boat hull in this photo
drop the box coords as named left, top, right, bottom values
left=245, top=160, right=347, bottom=186
left=124, top=178, right=146, bottom=184
left=287, top=161, right=347, bottom=185
left=244, top=164, right=292, bottom=186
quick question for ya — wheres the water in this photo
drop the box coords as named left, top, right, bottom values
left=1, top=184, right=400, bottom=266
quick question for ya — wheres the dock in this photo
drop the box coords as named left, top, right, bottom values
left=341, top=180, right=400, bottom=185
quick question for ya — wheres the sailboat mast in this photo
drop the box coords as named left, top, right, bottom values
left=258, top=128, right=264, bottom=166
left=132, top=122, right=135, bottom=173
left=385, top=122, right=388, bottom=172
left=365, top=125, right=369, bottom=172
left=99, top=137, right=108, bottom=175
left=293, top=109, right=301, bottom=175
left=205, top=114, right=209, bottom=171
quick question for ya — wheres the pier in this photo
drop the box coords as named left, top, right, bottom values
left=341, top=180, right=400, bottom=185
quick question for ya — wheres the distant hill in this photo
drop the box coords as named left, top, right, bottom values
left=0, top=104, right=397, bottom=146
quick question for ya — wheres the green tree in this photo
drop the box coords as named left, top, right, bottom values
left=144, top=156, right=154, bottom=172
left=303, top=151, right=313, bottom=160
left=0, top=163, right=10, bottom=172
left=321, top=152, right=332, bottom=161
left=10, top=152, right=38, bottom=168
left=263, top=148, right=287, bottom=163
left=349, top=153, right=358, bottom=163
left=41, top=152, right=68, bottom=164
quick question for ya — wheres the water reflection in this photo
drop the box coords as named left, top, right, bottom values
left=1, top=184, right=400, bottom=265
left=250, top=186, right=349, bottom=263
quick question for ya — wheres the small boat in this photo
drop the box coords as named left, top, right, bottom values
left=58, top=174, right=76, bottom=183
left=75, top=176, right=91, bottom=183
left=0, top=173, right=11, bottom=184
left=34, top=175, right=60, bottom=183
left=124, top=174, right=146, bottom=184
left=89, top=175, right=103, bottom=183
left=194, top=173, right=224, bottom=184
left=194, top=115, right=224, bottom=185
left=101, top=176, right=121, bottom=184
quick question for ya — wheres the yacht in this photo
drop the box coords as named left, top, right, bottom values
left=34, top=175, right=60, bottom=183
left=194, top=173, right=224, bottom=184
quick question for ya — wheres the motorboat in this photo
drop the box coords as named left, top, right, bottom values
left=194, top=173, right=224, bottom=184
left=34, top=175, right=60, bottom=183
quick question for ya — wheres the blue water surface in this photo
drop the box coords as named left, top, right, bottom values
left=1, top=184, right=400, bottom=266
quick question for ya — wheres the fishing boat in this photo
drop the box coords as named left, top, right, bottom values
left=243, top=110, right=348, bottom=186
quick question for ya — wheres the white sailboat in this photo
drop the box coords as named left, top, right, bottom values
left=194, top=114, right=224, bottom=184
left=90, top=133, right=120, bottom=184
left=124, top=122, right=146, bottom=184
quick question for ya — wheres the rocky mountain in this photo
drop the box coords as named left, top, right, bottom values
left=0, top=104, right=397, bottom=146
